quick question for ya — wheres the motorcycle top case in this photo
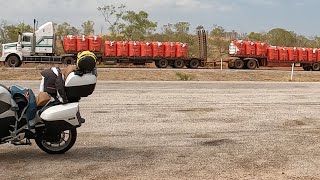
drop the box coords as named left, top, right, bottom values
left=64, top=72, right=97, bottom=100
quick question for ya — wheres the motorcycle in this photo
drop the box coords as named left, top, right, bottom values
left=0, top=69, right=97, bottom=154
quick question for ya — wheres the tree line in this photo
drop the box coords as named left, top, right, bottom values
left=1, top=4, right=320, bottom=61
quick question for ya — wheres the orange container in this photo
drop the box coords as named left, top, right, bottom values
left=63, top=35, right=77, bottom=52
left=288, top=47, right=298, bottom=61
left=140, top=42, right=152, bottom=57
left=298, top=48, right=308, bottom=61
left=76, top=35, right=89, bottom=51
left=104, top=41, right=117, bottom=56
left=176, top=42, right=188, bottom=58
left=164, top=42, right=176, bottom=57
left=152, top=42, right=165, bottom=57
left=255, top=42, right=268, bottom=56
left=128, top=41, right=141, bottom=57
left=233, top=40, right=246, bottom=55
left=267, top=46, right=279, bottom=61
left=278, top=47, right=288, bottom=61
left=307, top=48, right=317, bottom=61
left=88, top=35, right=102, bottom=52
left=116, top=41, right=129, bottom=57
left=244, top=41, right=256, bottom=55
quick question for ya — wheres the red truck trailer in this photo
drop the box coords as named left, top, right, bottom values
left=63, top=29, right=208, bottom=69
left=228, top=40, right=320, bottom=71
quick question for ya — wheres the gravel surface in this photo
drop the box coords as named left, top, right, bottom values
left=1, top=81, right=320, bottom=180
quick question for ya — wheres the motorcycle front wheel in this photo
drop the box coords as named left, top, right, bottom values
left=35, top=128, right=77, bottom=154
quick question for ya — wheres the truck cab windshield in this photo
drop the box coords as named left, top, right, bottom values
left=22, top=36, right=31, bottom=42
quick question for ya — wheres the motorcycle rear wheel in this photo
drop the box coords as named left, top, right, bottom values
left=35, top=128, right=77, bottom=154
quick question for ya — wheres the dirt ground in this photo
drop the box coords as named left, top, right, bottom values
left=1, top=81, right=320, bottom=179
left=0, top=66, right=319, bottom=82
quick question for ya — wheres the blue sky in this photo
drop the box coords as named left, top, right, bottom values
left=0, top=0, right=317, bottom=36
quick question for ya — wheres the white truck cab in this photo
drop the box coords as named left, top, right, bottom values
left=0, top=22, right=55, bottom=67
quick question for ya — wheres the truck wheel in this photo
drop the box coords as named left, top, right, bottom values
left=155, top=61, right=160, bottom=68
left=63, top=57, right=75, bottom=65
left=7, top=56, right=21, bottom=67
left=303, top=66, right=311, bottom=71
left=173, top=59, right=185, bottom=68
left=189, top=59, right=199, bottom=69
left=246, top=59, right=257, bottom=69
left=157, top=59, right=168, bottom=68
left=234, top=59, right=244, bottom=69
left=312, top=63, right=320, bottom=71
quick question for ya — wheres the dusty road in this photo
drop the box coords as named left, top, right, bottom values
left=1, top=81, right=320, bottom=180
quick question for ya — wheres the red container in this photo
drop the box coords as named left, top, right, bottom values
left=116, top=41, right=129, bottom=57
left=317, top=49, right=320, bottom=61
left=140, top=42, right=152, bottom=57
left=164, top=42, right=176, bottom=57
left=244, top=41, right=256, bottom=55
left=128, top=41, right=141, bottom=57
left=298, top=48, right=308, bottom=61
left=104, top=41, right=117, bottom=57
left=307, top=48, right=317, bottom=61
left=255, top=42, right=268, bottom=56
left=267, top=46, right=279, bottom=61
left=176, top=42, right=188, bottom=58
left=63, top=35, right=77, bottom=52
left=288, top=47, right=298, bottom=61
left=88, top=35, right=102, bottom=52
left=152, top=42, right=165, bottom=57
left=76, top=35, right=89, bottom=51
left=232, top=40, right=246, bottom=55
left=278, top=47, right=288, bottom=61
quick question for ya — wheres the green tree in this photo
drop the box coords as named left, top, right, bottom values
left=248, top=32, right=267, bottom=42
left=55, top=22, right=79, bottom=39
left=97, top=4, right=126, bottom=35
left=174, top=22, right=190, bottom=34
left=1, top=22, right=33, bottom=43
left=120, top=10, right=157, bottom=40
left=209, top=25, right=229, bottom=61
left=210, top=25, right=225, bottom=38
left=267, top=28, right=296, bottom=46
left=82, top=20, right=95, bottom=35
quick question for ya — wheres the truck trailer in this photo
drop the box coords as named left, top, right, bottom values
left=0, top=20, right=208, bottom=69
left=228, top=40, right=320, bottom=71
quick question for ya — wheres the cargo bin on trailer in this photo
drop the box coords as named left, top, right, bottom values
left=88, top=35, right=102, bottom=52
left=176, top=42, right=188, bottom=58
left=278, top=47, right=288, bottom=61
left=164, top=42, right=176, bottom=57
left=298, top=48, right=308, bottom=61
left=76, top=35, right=89, bottom=52
left=244, top=41, right=256, bottom=55
left=152, top=42, right=165, bottom=57
left=116, top=41, right=129, bottom=57
left=140, top=42, right=152, bottom=57
left=255, top=42, right=268, bottom=56
left=104, top=41, right=117, bottom=57
left=267, top=46, right=279, bottom=61
left=63, top=35, right=77, bottom=52
left=128, top=41, right=141, bottom=57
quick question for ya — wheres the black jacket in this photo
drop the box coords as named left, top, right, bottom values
left=40, top=67, right=68, bottom=103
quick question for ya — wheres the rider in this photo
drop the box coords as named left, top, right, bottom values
left=38, top=51, right=97, bottom=106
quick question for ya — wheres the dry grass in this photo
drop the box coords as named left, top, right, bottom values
left=0, top=66, right=320, bottom=82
